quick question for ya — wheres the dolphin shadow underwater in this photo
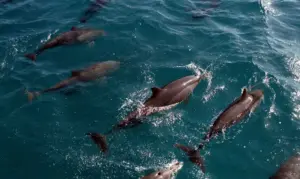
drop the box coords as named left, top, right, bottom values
left=175, top=88, right=264, bottom=173
left=86, top=73, right=209, bottom=154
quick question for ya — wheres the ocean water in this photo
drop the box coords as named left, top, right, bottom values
left=1, top=0, right=300, bottom=178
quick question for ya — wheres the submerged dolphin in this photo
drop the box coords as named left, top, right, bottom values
left=1, top=0, right=12, bottom=4
left=270, top=155, right=300, bottom=179
left=24, top=26, right=105, bottom=61
left=141, top=161, right=183, bottom=179
left=175, top=88, right=263, bottom=172
left=87, top=73, right=208, bottom=153
left=80, top=0, right=108, bottom=23
left=191, top=0, right=220, bottom=19
left=26, top=60, right=120, bottom=101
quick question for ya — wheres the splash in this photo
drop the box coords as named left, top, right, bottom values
left=202, top=85, right=225, bottom=103
left=260, top=0, right=280, bottom=16
left=41, top=29, right=59, bottom=43
left=176, top=62, right=213, bottom=91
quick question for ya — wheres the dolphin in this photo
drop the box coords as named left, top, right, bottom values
left=87, top=73, right=208, bottom=153
left=26, top=60, right=120, bottom=101
left=191, top=0, right=220, bottom=19
left=24, top=26, right=105, bottom=61
left=270, top=155, right=300, bottom=179
left=175, top=88, right=263, bottom=173
left=141, top=161, right=183, bottom=179
left=1, top=0, right=12, bottom=4
left=80, top=0, right=108, bottom=23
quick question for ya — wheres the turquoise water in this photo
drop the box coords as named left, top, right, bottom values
left=1, top=0, right=300, bottom=178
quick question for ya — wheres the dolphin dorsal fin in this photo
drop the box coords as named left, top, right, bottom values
left=71, top=26, right=78, bottom=31
left=71, top=70, right=82, bottom=77
left=151, top=87, right=162, bottom=98
left=241, top=88, right=247, bottom=100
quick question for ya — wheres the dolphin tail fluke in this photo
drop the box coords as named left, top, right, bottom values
left=24, top=53, right=37, bottom=61
left=174, top=143, right=206, bottom=173
left=25, top=91, right=40, bottom=102
left=86, top=132, right=108, bottom=154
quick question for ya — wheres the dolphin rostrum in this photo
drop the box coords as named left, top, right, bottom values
left=24, top=26, right=105, bottom=61
left=175, top=88, right=263, bottom=173
left=270, top=154, right=300, bottom=179
left=141, top=161, right=183, bottom=179
left=26, top=60, right=120, bottom=101
left=87, top=73, right=208, bottom=153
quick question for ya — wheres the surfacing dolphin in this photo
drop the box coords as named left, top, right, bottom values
left=26, top=60, right=120, bottom=101
left=141, top=161, right=183, bottom=179
left=80, top=0, right=108, bottom=23
left=270, top=154, right=300, bottom=179
left=175, top=88, right=263, bottom=173
left=87, top=73, right=208, bottom=153
left=24, top=26, right=105, bottom=61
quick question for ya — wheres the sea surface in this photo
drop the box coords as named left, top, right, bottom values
left=1, top=0, right=300, bottom=178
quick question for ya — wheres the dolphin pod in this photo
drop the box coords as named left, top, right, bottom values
left=24, top=27, right=105, bottom=61
left=141, top=161, right=183, bottom=179
left=87, top=74, right=208, bottom=153
left=11, top=0, right=289, bottom=177
left=270, top=155, right=300, bottom=179
left=175, top=88, right=263, bottom=172
left=26, top=60, right=120, bottom=101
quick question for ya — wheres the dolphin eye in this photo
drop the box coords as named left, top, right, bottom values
left=157, top=172, right=161, bottom=175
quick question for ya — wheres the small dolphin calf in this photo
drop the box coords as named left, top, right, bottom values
left=175, top=88, right=263, bottom=172
left=25, top=27, right=105, bottom=61
left=87, top=73, right=207, bottom=153
left=270, top=155, right=300, bottom=179
left=80, top=0, right=108, bottom=23
left=141, top=161, right=183, bottom=179
left=26, top=60, right=120, bottom=101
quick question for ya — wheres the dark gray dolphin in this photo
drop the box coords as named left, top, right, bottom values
left=80, top=0, right=108, bottom=23
left=175, top=88, right=263, bottom=173
left=24, top=26, right=105, bottom=61
left=87, top=73, right=208, bottom=153
left=141, top=161, right=183, bottom=179
left=26, top=60, right=120, bottom=101
left=270, top=155, right=300, bottom=179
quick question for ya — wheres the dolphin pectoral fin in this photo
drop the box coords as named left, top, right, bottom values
left=183, top=94, right=191, bottom=105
